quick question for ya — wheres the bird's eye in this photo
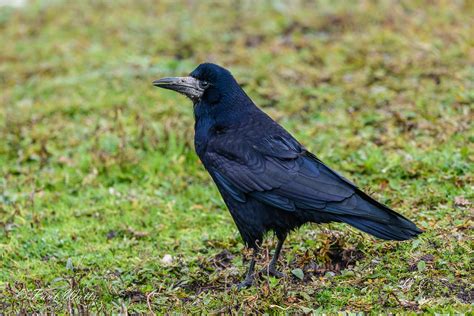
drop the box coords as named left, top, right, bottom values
left=199, top=81, right=210, bottom=89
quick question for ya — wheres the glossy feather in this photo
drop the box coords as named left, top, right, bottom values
left=189, top=63, right=422, bottom=247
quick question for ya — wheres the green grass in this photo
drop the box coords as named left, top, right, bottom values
left=0, top=0, right=473, bottom=313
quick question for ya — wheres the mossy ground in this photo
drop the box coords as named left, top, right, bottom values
left=0, top=0, right=473, bottom=313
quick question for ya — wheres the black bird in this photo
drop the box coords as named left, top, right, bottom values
left=153, top=63, right=422, bottom=288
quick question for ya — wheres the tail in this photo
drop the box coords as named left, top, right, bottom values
left=334, top=213, right=422, bottom=240
left=328, top=190, right=423, bottom=241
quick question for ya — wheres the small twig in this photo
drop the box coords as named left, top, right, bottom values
left=146, top=285, right=162, bottom=316
left=389, top=291, right=402, bottom=305
left=269, top=304, right=292, bottom=311
left=146, top=290, right=157, bottom=316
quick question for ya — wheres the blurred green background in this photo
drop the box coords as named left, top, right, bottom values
left=0, top=0, right=473, bottom=313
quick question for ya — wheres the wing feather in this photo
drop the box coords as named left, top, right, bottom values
left=206, top=132, right=356, bottom=213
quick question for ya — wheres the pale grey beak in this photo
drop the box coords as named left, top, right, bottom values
left=153, top=76, right=205, bottom=102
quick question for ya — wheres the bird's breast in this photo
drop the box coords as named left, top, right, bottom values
left=194, top=117, right=215, bottom=158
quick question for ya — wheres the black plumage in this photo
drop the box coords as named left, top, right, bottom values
left=153, top=63, right=422, bottom=288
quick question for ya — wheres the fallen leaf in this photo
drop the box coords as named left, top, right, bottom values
left=417, top=260, right=426, bottom=272
left=291, top=268, right=304, bottom=280
left=454, top=196, right=470, bottom=207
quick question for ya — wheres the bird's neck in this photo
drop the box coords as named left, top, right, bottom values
left=194, top=111, right=214, bottom=156
left=193, top=98, right=255, bottom=155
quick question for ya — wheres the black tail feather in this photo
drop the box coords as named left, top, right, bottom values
left=328, top=191, right=423, bottom=241
left=334, top=214, right=422, bottom=240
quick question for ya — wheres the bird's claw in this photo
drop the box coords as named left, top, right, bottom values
left=259, top=266, right=286, bottom=278
left=237, top=277, right=254, bottom=290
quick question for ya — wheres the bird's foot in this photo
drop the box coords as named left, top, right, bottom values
left=237, top=276, right=254, bottom=290
left=259, top=265, right=286, bottom=278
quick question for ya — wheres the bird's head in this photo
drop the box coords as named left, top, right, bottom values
left=153, top=63, right=256, bottom=127
left=153, top=63, right=247, bottom=106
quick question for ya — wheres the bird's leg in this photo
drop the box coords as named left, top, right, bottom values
left=237, top=246, right=259, bottom=289
left=260, top=235, right=286, bottom=278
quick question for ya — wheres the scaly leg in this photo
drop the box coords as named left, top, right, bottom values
left=237, top=247, right=259, bottom=289
left=260, top=235, right=286, bottom=278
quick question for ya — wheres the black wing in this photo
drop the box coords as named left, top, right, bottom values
left=203, top=119, right=421, bottom=240
left=205, top=131, right=363, bottom=215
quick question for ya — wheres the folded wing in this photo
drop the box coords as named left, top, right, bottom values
left=206, top=131, right=422, bottom=240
